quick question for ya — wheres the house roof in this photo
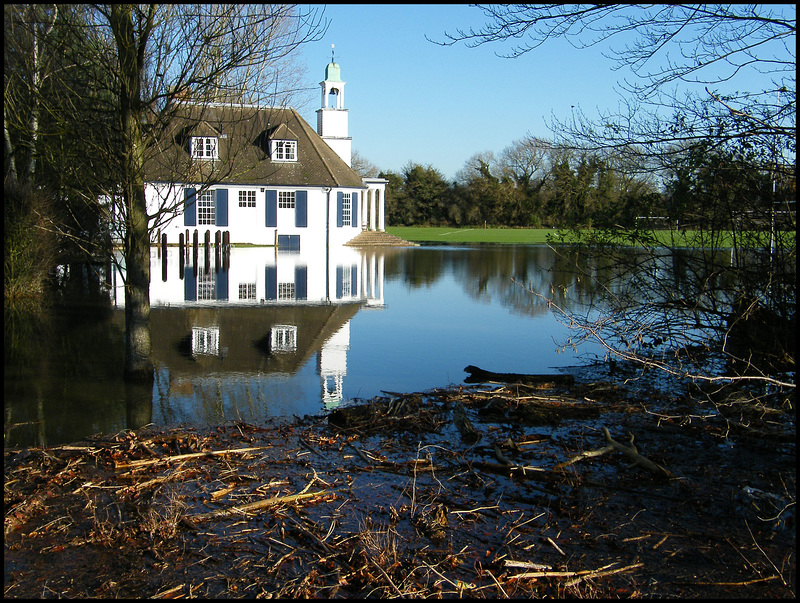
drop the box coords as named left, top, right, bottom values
left=149, top=302, right=361, bottom=376
left=144, top=103, right=364, bottom=189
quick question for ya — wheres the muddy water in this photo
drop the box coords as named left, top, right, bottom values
left=5, top=245, right=640, bottom=448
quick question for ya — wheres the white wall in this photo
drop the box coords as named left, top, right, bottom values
left=113, top=243, right=374, bottom=308
left=146, top=182, right=363, bottom=249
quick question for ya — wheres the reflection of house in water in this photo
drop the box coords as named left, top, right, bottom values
left=110, top=245, right=387, bottom=410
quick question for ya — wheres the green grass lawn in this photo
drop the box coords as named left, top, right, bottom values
left=385, top=226, right=791, bottom=248
left=386, top=226, right=555, bottom=244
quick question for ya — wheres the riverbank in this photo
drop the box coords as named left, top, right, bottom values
left=4, top=365, right=795, bottom=598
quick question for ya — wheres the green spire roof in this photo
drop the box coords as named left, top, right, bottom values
left=325, top=61, right=342, bottom=82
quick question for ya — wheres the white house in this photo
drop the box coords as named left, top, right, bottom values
left=142, top=59, right=388, bottom=251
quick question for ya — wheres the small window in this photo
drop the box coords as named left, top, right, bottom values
left=238, top=190, right=256, bottom=207
left=271, top=325, right=297, bottom=353
left=192, top=326, right=219, bottom=356
left=197, top=190, right=215, bottom=225
left=278, top=191, right=295, bottom=209
left=238, top=283, right=256, bottom=300
left=271, top=140, right=297, bottom=161
left=341, top=193, right=351, bottom=226
left=278, top=282, right=295, bottom=301
left=191, top=136, right=218, bottom=160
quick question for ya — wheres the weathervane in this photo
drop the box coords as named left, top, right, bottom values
left=331, top=43, right=335, bottom=63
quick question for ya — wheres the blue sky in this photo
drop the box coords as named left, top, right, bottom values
left=295, top=4, right=625, bottom=181
left=295, top=4, right=794, bottom=182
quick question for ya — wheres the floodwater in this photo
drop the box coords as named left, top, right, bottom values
left=6, top=244, right=619, bottom=448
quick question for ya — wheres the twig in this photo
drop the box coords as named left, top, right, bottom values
left=114, top=446, right=270, bottom=469
left=746, top=520, right=787, bottom=586
left=190, top=488, right=341, bottom=522
left=368, top=557, right=404, bottom=597
left=509, top=561, right=643, bottom=581
left=563, top=562, right=644, bottom=587
left=299, top=436, right=324, bottom=457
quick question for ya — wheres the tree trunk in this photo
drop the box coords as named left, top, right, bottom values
left=123, top=184, right=153, bottom=380
left=112, top=4, right=155, bottom=381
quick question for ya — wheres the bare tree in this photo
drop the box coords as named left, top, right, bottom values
left=44, top=4, right=327, bottom=380
left=350, top=149, right=381, bottom=178
left=4, top=4, right=58, bottom=184
left=434, top=5, right=794, bottom=158
left=435, top=5, right=796, bottom=389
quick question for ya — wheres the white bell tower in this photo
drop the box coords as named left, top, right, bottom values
left=316, top=45, right=352, bottom=166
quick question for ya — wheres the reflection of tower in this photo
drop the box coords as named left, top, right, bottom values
left=319, top=322, right=350, bottom=409
left=316, top=45, right=352, bottom=166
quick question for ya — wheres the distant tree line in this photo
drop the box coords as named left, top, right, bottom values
left=370, top=139, right=666, bottom=228
left=354, top=134, right=794, bottom=231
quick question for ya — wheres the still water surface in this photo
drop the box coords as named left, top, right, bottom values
left=5, top=245, right=609, bottom=448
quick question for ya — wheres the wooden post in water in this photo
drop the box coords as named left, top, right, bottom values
left=214, top=231, right=221, bottom=272
left=223, top=231, right=230, bottom=271
left=179, top=235, right=185, bottom=279
left=204, top=230, right=211, bottom=273
left=161, top=233, right=168, bottom=282
left=192, top=230, right=199, bottom=278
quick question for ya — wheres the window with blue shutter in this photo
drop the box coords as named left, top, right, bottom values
left=295, top=190, right=307, bottom=227
left=265, top=190, right=277, bottom=227
left=184, top=187, right=196, bottom=226
left=336, top=192, right=343, bottom=227
left=215, top=189, right=228, bottom=226
left=351, top=191, right=358, bottom=227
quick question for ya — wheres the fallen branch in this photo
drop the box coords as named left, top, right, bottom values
left=601, top=428, right=674, bottom=478
left=509, top=561, right=643, bottom=582
left=114, top=446, right=270, bottom=469
left=189, top=488, right=341, bottom=522
left=554, top=428, right=674, bottom=479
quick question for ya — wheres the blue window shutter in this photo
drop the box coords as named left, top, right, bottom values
left=265, top=190, right=277, bottom=227
left=295, top=266, right=307, bottom=300
left=295, top=190, right=307, bottom=227
left=215, top=188, right=228, bottom=226
left=265, top=265, right=277, bottom=300
left=351, top=191, right=358, bottom=227
left=215, top=267, right=228, bottom=300
left=336, top=192, right=343, bottom=227
left=351, top=265, right=358, bottom=296
left=336, top=265, right=343, bottom=298
left=184, top=187, right=196, bottom=226
left=184, top=265, right=196, bottom=301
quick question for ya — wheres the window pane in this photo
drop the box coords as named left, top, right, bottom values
left=279, top=191, right=295, bottom=209
left=198, top=190, right=215, bottom=225
left=342, top=193, right=351, bottom=226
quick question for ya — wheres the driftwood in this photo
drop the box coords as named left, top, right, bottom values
left=556, top=427, right=674, bottom=479
left=464, top=365, right=574, bottom=387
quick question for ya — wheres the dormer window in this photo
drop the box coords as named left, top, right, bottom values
left=271, top=139, right=297, bottom=162
left=191, top=136, right=218, bottom=160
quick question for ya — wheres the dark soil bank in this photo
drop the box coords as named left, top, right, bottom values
left=4, top=369, right=795, bottom=598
